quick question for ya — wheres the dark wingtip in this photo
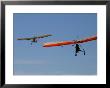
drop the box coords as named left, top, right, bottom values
left=17, top=38, right=22, bottom=40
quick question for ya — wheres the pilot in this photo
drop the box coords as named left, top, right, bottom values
left=73, top=44, right=85, bottom=56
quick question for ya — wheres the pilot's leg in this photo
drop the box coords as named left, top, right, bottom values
left=75, top=50, right=78, bottom=56
left=83, top=49, right=85, bottom=55
left=84, top=51, right=85, bottom=55
left=80, top=49, right=85, bottom=55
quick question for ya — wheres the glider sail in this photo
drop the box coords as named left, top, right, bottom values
left=43, top=36, right=97, bottom=47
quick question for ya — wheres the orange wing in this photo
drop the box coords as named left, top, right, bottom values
left=43, top=36, right=97, bottom=47
left=76, top=36, right=97, bottom=43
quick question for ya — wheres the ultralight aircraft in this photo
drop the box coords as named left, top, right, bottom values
left=17, top=34, right=52, bottom=45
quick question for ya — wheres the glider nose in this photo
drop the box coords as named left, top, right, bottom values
left=43, top=45, right=46, bottom=47
left=43, top=43, right=52, bottom=47
left=43, top=43, right=48, bottom=47
left=43, top=45, right=49, bottom=47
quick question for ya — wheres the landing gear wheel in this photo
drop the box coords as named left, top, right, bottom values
left=75, top=53, right=77, bottom=56
left=31, top=42, right=33, bottom=45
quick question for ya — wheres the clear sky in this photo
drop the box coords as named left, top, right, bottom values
left=13, top=13, right=97, bottom=75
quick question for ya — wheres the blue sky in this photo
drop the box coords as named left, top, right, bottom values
left=13, top=13, right=97, bottom=75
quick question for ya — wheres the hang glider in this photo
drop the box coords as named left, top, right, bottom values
left=43, top=36, right=97, bottom=47
left=43, top=36, right=97, bottom=56
left=17, top=34, right=52, bottom=45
